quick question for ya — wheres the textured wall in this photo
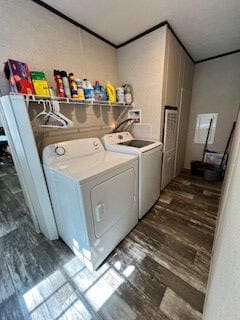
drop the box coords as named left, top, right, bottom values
left=81, top=30, right=118, bottom=85
left=203, top=112, right=240, bottom=320
left=117, top=27, right=167, bottom=140
left=185, top=53, right=240, bottom=168
left=29, top=103, right=120, bottom=155
left=0, top=0, right=120, bottom=147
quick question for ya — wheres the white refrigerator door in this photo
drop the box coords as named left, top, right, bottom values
left=0, top=95, right=58, bottom=240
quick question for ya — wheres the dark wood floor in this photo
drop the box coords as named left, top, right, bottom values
left=0, top=164, right=222, bottom=320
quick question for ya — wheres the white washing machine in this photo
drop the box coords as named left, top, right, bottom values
left=102, top=132, right=163, bottom=219
left=43, top=138, right=138, bottom=270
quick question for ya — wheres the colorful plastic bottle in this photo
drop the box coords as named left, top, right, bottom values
left=68, top=73, right=78, bottom=98
left=83, top=79, right=94, bottom=100
left=106, top=81, right=116, bottom=103
left=94, top=81, right=102, bottom=101
left=75, top=79, right=85, bottom=100
left=116, top=87, right=125, bottom=103
left=100, top=85, right=107, bottom=101
left=53, top=70, right=65, bottom=97
left=123, top=84, right=133, bottom=104
left=60, top=71, right=71, bottom=98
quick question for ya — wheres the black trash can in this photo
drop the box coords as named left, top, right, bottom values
left=204, top=166, right=222, bottom=182
left=191, top=161, right=214, bottom=177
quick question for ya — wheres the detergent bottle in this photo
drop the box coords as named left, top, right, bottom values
left=100, top=85, right=107, bottom=101
left=75, top=79, right=85, bottom=100
left=83, top=79, right=94, bottom=100
left=106, top=81, right=116, bottom=103
left=123, top=84, right=133, bottom=104
left=93, top=81, right=101, bottom=101
left=116, top=87, right=125, bottom=103
left=94, top=81, right=107, bottom=101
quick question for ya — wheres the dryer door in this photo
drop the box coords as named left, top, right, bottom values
left=91, top=168, right=135, bottom=238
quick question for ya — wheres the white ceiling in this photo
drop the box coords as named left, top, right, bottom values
left=42, top=0, right=240, bottom=61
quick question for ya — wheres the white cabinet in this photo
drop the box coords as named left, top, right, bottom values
left=163, top=30, right=182, bottom=108
left=161, top=28, right=194, bottom=182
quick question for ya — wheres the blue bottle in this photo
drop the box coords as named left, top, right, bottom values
left=83, top=79, right=94, bottom=100
left=94, top=81, right=107, bottom=101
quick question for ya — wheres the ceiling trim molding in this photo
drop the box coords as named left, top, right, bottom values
left=116, top=21, right=168, bottom=48
left=116, top=21, right=194, bottom=63
left=195, top=49, right=240, bottom=64
left=31, top=0, right=117, bottom=48
left=166, top=23, right=194, bottom=62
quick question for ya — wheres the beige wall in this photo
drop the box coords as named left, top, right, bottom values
left=203, top=111, right=240, bottom=320
left=117, top=27, right=167, bottom=141
left=0, top=0, right=120, bottom=149
left=185, top=53, right=240, bottom=168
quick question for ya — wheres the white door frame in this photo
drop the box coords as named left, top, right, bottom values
left=0, top=95, right=58, bottom=240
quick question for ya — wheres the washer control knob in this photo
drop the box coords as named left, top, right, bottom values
left=93, top=141, right=98, bottom=147
left=118, top=134, right=123, bottom=140
left=55, top=146, right=65, bottom=156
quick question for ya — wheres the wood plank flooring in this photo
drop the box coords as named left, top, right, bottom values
left=0, top=164, right=222, bottom=320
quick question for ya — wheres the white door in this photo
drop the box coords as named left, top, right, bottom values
left=174, top=88, right=192, bottom=176
left=161, top=108, right=178, bottom=189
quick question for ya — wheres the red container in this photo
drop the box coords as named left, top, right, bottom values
left=54, top=70, right=65, bottom=97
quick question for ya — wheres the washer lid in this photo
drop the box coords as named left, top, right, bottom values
left=119, top=139, right=156, bottom=148
left=104, top=141, right=162, bottom=154
left=45, top=151, right=137, bottom=184
left=102, top=132, right=162, bottom=153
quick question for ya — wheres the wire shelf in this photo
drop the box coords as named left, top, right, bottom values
left=10, top=92, right=133, bottom=107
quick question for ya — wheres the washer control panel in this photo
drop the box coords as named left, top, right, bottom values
left=103, top=131, right=133, bottom=145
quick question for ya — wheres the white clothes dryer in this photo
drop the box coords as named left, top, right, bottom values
left=102, top=132, right=162, bottom=219
left=43, top=138, right=138, bottom=270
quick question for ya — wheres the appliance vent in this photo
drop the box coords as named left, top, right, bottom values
left=163, top=109, right=178, bottom=152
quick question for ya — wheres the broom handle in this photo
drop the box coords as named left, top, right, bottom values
left=220, top=121, right=236, bottom=169
left=202, top=118, right=213, bottom=163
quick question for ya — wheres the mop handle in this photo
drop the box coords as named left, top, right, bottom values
left=202, top=118, right=213, bottom=163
